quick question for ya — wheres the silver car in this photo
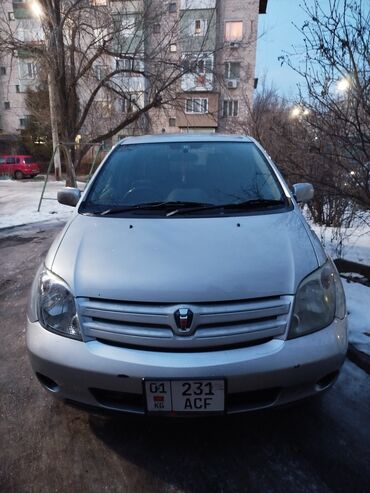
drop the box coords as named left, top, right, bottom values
left=27, top=134, right=347, bottom=415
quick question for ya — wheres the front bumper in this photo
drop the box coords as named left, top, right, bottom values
left=27, top=318, right=347, bottom=414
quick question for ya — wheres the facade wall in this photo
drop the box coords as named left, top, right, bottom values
left=215, top=0, right=259, bottom=132
left=150, top=0, right=262, bottom=134
left=0, top=0, right=42, bottom=135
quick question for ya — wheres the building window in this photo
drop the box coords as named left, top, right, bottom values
left=185, top=98, right=208, bottom=114
left=122, top=93, right=139, bottom=113
left=94, top=65, right=108, bottom=80
left=223, top=99, right=239, bottom=117
left=19, top=117, right=30, bottom=128
left=116, top=58, right=144, bottom=72
left=0, top=67, right=6, bottom=76
left=116, top=58, right=133, bottom=71
left=170, top=43, right=177, bottom=53
left=8, top=12, right=15, bottom=21
left=225, top=21, right=243, bottom=41
left=191, top=19, right=207, bottom=36
left=16, top=85, right=20, bottom=93
left=169, top=2, right=177, bottom=13
left=121, top=14, right=138, bottom=37
left=4, top=102, right=10, bottom=110
left=182, top=54, right=213, bottom=74
left=19, top=60, right=35, bottom=79
left=153, top=23, right=161, bottom=34
left=224, top=62, right=241, bottom=79
left=169, top=117, right=176, bottom=127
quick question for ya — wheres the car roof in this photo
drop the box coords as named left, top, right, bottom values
left=119, top=134, right=253, bottom=146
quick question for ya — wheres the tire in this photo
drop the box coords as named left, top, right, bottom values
left=14, top=170, right=24, bottom=180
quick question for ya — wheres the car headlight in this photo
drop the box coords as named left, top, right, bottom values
left=38, top=269, right=82, bottom=340
left=288, top=260, right=346, bottom=339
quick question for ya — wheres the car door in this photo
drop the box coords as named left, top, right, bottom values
left=0, top=157, right=8, bottom=175
left=6, top=157, right=17, bottom=175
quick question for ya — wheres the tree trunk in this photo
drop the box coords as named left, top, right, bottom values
left=47, top=73, right=62, bottom=181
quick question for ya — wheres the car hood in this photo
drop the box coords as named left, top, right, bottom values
left=49, top=211, right=320, bottom=302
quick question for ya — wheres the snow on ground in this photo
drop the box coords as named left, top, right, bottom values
left=343, top=280, right=370, bottom=357
left=311, top=221, right=370, bottom=265
left=0, top=178, right=77, bottom=229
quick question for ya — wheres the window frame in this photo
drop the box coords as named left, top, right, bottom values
left=225, top=21, right=243, bottom=42
left=224, top=61, right=241, bottom=80
left=185, top=97, right=209, bottom=114
left=191, top=18, right=208, bottom=37
left=223, top=99, right=239, bottom=117
left=169, top=2, right=177, bottom=13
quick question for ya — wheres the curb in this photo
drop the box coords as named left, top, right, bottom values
left=347, top=343, right=370, bottom=375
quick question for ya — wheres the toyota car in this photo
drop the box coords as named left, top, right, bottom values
left=27, top=134, right=347, bottom=415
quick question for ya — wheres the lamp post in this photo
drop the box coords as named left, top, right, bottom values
left=31, top=1, right=62, bottom=181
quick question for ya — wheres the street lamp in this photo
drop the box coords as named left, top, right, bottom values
left=290, top=106, right=310, bottom=119
left=291, top=106, right=301, bottom=118
left=336, top=77, right=351, bottom=93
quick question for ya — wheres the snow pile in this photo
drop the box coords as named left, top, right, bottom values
left=311, top=221, right=370, bottom=265
left=0, top=179, right=77, bottom=229
left=343, top=280, right=370, bottom=357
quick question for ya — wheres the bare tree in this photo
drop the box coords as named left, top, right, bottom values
left=280, top=0, right=370, bottom=210
left=0, top=0, right=225, bottom=184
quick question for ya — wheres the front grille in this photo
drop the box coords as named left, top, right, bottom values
left=78, top=296, right=292, bottom=350
left=95, top=336, right=273, bottom=352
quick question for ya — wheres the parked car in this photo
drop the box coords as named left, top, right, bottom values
left=0, top=154, right=40, bottom=179
left=27, top=134, right=347, bottom=415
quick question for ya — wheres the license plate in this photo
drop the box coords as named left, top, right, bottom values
left=144, top=379, right=225, bottom=414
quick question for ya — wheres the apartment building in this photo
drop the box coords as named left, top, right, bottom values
left=0, top=0, right=268, bottom=149
left=0, top=0, right=43, bottom=146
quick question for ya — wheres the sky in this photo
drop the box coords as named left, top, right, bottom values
left=256, top=0, right=316, bottom=99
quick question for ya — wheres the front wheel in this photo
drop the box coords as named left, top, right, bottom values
left=14, top=170, right=24, bottom=180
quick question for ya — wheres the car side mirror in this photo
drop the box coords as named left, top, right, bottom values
left=292, top=183, right=314, bottom=203
left=57, top=187, right=81, bottom=207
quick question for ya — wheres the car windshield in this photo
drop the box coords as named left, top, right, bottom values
left=81, top=141, right=286, bottom=216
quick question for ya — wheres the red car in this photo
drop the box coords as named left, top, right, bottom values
left=0, top=154, right=41, bottom=179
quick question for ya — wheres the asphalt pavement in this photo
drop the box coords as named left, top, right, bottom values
left=1, top=223, right=370, bottom=493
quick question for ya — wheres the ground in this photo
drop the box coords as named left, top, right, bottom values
left=1, top=182, right=370, bottom=492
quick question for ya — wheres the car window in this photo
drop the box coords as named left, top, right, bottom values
left=24, top=157, right=33, bottom=164
left=0, top=157, right=6, bottom=164
left=6, top=157, right=16, bottom=164
left=83, top=142, right=285, bottom=211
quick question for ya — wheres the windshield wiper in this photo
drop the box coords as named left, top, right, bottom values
left=167, top=199, right=286, bottom=217
left=96, top=201, right=212, bottom=216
